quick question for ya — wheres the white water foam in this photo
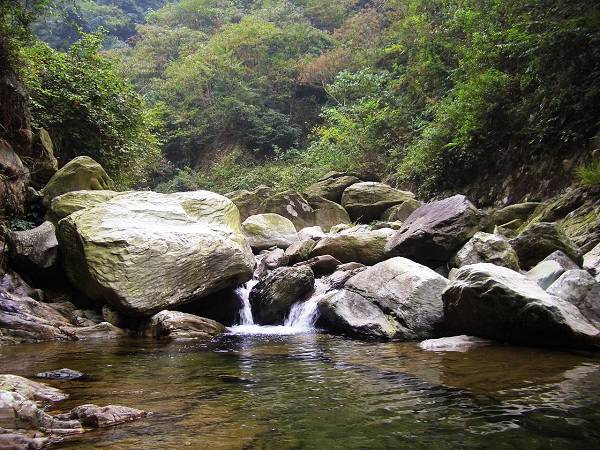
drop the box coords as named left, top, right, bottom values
left=229, top=278, right=334, bottom=336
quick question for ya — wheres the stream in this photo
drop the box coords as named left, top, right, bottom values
left=1, top=335, right=599, bottom=448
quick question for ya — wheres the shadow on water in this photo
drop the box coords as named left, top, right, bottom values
left=1, top=334, right=599, bottom=449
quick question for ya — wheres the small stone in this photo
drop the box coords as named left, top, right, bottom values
left=35, top=369, right=84, bottom=381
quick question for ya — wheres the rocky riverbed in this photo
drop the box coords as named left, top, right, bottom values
left=1, top=159, right=599, bottom=448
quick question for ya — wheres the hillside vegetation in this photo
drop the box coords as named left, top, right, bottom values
left=4, top=0, right=600, bottom=197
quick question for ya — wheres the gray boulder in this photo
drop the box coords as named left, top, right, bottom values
left=60, top=322, right=129, bottom=340
left=317, top=290, right=398, bottom=340
left=58, top=190, right=255, bottom=316
left=304, top=172, right=360, bottom=203
left=249, top=266, right=314, bottom=324
left=7, top=221, right=59, bottom=276
left=381, top=198, right=423, bottom=222
left=341, top=257, right=448, bottom=340
left=526, top=260, right=566, bottom=290
left=510, top=222, right=580, bottom=269
left=492, top=202, right=541, bottom=226
left=297, top=226, right=326, bottom=241
left=284, top=239, right=316, bottom=265
left=443, top=264, right=599, bottom=350
left=294, top=255, right=342, bottom=276
left=143, top=310, right=225, bottom=339
left=261, top=248, right=289, bottom=270
left=225, top=185, right=273, bottom=221
left=451, top=231, right=519, bottom=270
left=583, top=242, right=600, bottom=282
left=547, top=270, right=600, bottom=328
left=307, top=196, right=351, bottom=232
left=46, top=190, right=120, bottom=223
left=260, top=191, right=316, bottom=230
left=385, top=195, right=484, bottom=267
left=310, top=230, right=391, bottom=265
left=341, top=182, right=415, bottom=222
left=242, top=213, right=298, bottom=250
left=542, top=250, right=580, bottom=271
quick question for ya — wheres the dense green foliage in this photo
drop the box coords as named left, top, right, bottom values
left=8, top=0, right=600, bottom=196
left=134, top=0, right=600, bottom=195
left=32, top=0, right=166, bottom=49
left=22, top=32, right=161, bottom=186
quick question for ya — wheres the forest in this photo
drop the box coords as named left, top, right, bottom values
left=2, top=2, right=600, bottom=449
left=3, top=0, right=599, bottom=198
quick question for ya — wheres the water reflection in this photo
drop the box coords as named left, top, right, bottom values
left=0, top=335, right=598, bottom=448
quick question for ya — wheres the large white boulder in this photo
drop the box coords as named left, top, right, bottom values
left=58, top=190, right=255, bottom=316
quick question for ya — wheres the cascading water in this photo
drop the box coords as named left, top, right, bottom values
left=283, top=280, right=332, bottom=330
left=235, top=279, right=257, bottom=325
left=228, top=255, right=336, bottom=335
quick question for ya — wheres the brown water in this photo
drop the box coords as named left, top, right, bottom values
left=1, top=334, right=599, bottom=449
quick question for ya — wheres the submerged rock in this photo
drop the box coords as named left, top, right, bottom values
left=0, top=391, right=83, bottom=435
left=510, top=222, right=580, bottom=269
left=443, top=264, right=599, bottom=350
left=40, top=156, right=113, bottom=206
left=144, top=311, right=225, bottom=339
left=249, top=266, right=314, bottom=325
left=341, top=182, right=415, bottom=222
left=419, top=335, right=493, bottom=352
left=35, top=369, right=84, bottom=381
left=0, top=428, right=48, bottom=450
left=451, top=231, right=519, bottom=270
left=242, top=213, right=298, bottom=250
left=58, top=404, right=148, bottom=428
left=385, top=195, right=484, bottom=268
left=58, top=190, right=254, bottom=316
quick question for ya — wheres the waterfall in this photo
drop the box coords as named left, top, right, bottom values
left=283, top=280, right=331, bottom=329
left=228, top=253, right=335, bottom=335
left=235, top=279, right=257, bottom=325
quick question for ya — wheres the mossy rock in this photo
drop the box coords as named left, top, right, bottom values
left=41, top=156, right=114, bottom=206
left=46, top=190, right=121, bottom=223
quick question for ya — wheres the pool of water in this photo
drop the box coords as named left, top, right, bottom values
left=1, top=333, right=599, bottom=449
